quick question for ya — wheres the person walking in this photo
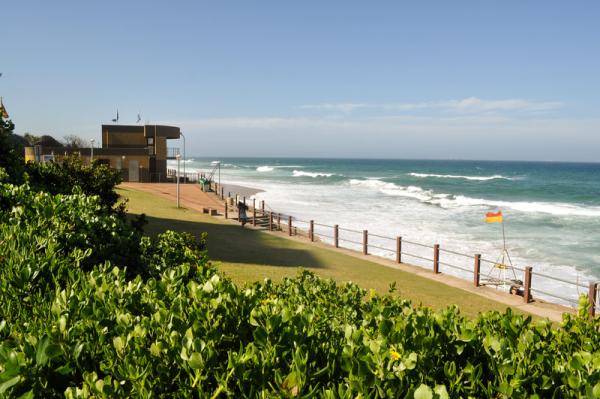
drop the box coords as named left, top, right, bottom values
left=237, top=201, right=248, bottom=227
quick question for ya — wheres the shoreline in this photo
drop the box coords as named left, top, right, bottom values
left=219, top=182, right=263, bottom=198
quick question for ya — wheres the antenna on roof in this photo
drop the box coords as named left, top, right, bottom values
left=136, top=112, right=142, bottom=124
left=111, top=109, right=119, bottom=123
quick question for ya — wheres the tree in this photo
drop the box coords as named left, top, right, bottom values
left=39, top=135, right=63, bottom=147
left=62, top=134, right=86, bottom=149
left=0, top=115, right=23, bottom=182
left=23, top=132, right=41, bottom=145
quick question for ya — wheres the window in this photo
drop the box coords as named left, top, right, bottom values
left=147, top=137, right=154, bottom=145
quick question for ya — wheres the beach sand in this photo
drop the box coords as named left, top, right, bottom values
left=219, top=183, right=263, bottom=198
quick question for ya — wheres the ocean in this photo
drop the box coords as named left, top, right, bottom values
left=169, top=157, right=600, bottom=306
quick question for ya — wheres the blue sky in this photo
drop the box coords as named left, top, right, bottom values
left=2, top=1, right=600, bottom=161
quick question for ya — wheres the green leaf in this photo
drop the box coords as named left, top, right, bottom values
left=202, top=280, right=214, bottom=293
left=434, top=385, right=449, bottom=399
left=45, top=344, right=62, bottom=359
left=36, top=336, right=50, bottom=366
left=567, top=374, right=581, bottom=389
left=17, top=389, right=34, bottom=399
left=414, top=384, right=433, bottom=399
left=0, top=376, right=21, bottom=394
left=593, top=382, right=600, bottom=398
left=188, top=352, right=203, bottom=369
left=113, top=336, right=124, bottom=353
left=55, top=364, right=74, bottom=375
left=403, top=352, right=418, bottom=370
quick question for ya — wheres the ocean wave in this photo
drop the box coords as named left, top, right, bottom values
left=408, top=172, right=514, bottom=181
left=349, top=179, right=600, bottom=217
left=293, top=170, right=334, bottom=178
left=256, top=166, right=274, bottom=172
left=435, top=196, right=600, bottom=217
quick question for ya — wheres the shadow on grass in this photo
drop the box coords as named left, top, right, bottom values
left=138, top=214, right=323, bottom=268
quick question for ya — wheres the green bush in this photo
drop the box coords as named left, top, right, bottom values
left=24, top=156, right=122, bottom=210
left=0, top=181, right=142, bottom=277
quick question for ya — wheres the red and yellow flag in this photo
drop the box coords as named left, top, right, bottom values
left=485, top=211, right=503, bottom=223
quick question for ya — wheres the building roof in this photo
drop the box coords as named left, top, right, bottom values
left=101, top=124, right=180, bottom=139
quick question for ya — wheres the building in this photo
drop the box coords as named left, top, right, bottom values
left=24, top=124, right=181, bottom=182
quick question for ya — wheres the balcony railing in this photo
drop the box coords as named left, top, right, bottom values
left=167, top=147, right=180, bottom=159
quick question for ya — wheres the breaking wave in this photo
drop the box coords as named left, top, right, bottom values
left=256, top=166, right=274, bottom=172
left=408, top=172, right=515, bottom=181
left=293, top=170, right=334, bottom=178
left=349, top=179, right=600, bottom=217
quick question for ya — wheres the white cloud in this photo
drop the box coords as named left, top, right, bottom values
left=299, top=97, right=564, bottom=114
left=298, top=103, right=369, bottom=113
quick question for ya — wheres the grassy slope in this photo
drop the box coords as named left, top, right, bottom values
left=119, top=187, right=524, bottom=318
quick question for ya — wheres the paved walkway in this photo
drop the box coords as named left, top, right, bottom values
left=120, top=182, right=225, bottom=213
left=120, top=182, right=573, bottom=322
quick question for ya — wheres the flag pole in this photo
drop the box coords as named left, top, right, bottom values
left=501, top=217, right=506, bottom=253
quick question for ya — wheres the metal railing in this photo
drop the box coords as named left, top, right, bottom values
left=167, top=147, right=180, bottom=158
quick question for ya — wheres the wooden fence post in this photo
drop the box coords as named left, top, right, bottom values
left=474, top=254, right=481, bottom=287
left=252, top=205, right=256, bottom=226
left=334, top=225, right=339, bottom=248
left=261, top=200, right=265, bottom=214
left=396, top=236, right=402, bottom=263
left=288, top=216, right=293, bottom=236
left=277, top=213, right=281, bottom=231
left=221, top=187, right=224, bottom=199
left=269, top=212, right=273, bottom=231
left=589, top=282, right=597, bottom=319
left=433, top=244, right=440, bottom=274
left=224, top=203, right=228, bottom=219
left=524, top=266, right=533, bottom=304
left=363, top=230, right=368, bottom=255
left=310, top=220, right=314, bottom=242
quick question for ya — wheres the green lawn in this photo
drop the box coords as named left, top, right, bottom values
left=118, top=187, right=525, bottom=318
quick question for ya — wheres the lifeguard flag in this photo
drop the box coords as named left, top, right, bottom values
left=485, top=211, right=503, bottom=223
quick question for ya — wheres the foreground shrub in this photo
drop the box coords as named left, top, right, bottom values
left=1, top=178, right=600, bottom=397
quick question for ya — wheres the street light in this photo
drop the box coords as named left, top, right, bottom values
left=90, top=139, right=95, bottom=162
left=176, top=154, right=181, bottom=208
left=180, top=132, right=186, bottom=182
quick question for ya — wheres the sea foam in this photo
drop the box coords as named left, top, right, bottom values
left=293, top=170, right=334, bottom=178
left=408, top=172, right=513, bottom=181
left=256, top=166, right=274, bottom=172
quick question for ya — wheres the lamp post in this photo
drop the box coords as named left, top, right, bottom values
left=180, top=132, right=186, bottom=182
left=176, top=154, right=181, bottom=208
left=90, top=139, right=95, bottom=162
